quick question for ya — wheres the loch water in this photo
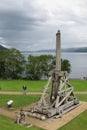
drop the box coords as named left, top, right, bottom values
left=22, top=52, right=87, bottom=79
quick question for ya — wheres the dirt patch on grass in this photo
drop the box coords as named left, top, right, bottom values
left=0, top=91, right=87, bottom=130
left=26, top=101, right=87, bottom=130
left=0, top=101, right=87, bottom=130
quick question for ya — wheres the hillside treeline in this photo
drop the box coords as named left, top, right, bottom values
left=0, top=48, right=71, bottom=80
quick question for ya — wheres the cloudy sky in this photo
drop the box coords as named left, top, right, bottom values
left=0, top=0, right=87, bottom=51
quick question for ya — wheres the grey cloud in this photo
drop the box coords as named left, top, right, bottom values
left=0, top=9, right=47, bottom=48
left=0, top=0, right=87, bottom=51
left=0, top=10, right=45, bottom=31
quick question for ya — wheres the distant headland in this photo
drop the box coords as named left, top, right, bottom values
left=21, top=47, right=87, bottom=53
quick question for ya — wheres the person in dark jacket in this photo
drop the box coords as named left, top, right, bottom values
left=23, top=85, right=27, bottom=95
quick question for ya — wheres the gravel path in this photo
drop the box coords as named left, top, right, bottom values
left=0, top=91, right=42, bottom=95
left=0, top=91, right=87, bottom=95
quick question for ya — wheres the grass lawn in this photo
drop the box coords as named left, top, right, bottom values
left=0, top=80, right=87, bottom=92
left=76, top=94, right=87, bottom=102
left=0, top=115, right=44, bottom=130
left=70, top=79, right=87, bottom=91
left=0, top=94, right=40, bottom=109
left=0, top=79, right=87, bottom=130
left=0, top=79, right=87, bottom=92
left=0, top=80, right=46, bottom=92
left=58, top=110, right=87, bottom=130
left=0, top=93, right=86, bottom=109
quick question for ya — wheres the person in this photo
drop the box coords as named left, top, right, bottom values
left=15, top=109, right=26, bottom=124
left=23, top=85, right=27, bottom=95
left=19, top=109, right=26, bottom=123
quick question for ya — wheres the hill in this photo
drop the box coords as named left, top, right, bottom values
left=0, top=45, right=8, bottom=50
left=62, top=47, right=87, bottom=53
left=35, top=47, right=87, bottom=53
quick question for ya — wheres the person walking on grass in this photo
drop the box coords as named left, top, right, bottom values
left=23, top=85, right=27, bottom=95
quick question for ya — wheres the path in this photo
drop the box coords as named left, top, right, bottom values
left=0, top=91, right=42, bottom=95
left=0, top=91, right=87, bottom=95
left=0, top=103, right=35, bottom=119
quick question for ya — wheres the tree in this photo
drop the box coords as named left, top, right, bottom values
left=0, top=48, right=26, bottom=79
left=26, top=55, right=54, bottom=80
left=39, top=55, right=54, bottom=79
left=26, top=55, right=42, bottom=80
left=0, top=50, right=71, bottom=80
left=61, top=59, right=71, bottom=73
left=26, top=55, right=71, bottom=80
left=0, top=50, right=7, bottom=79
left=50, top=57, right=71, bottom=73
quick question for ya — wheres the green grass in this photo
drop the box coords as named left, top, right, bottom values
left=0, top=94, right=86, bottom=109
left=0, top=79, right=87, bottom=130
left=0, top=115, right=44, bottom=130
left=0, top=79, right=87, bottom=92
left=0, top=94, right=40, bottom=109
left=0, top=80, right=46, bottom=92
left=0, top=93, right=86, bottom=109
left=70, top=79, right=87, bottom=91
left=76, top=94, right=87, bottom=102
left=58, top=110, right=87, bottom=130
